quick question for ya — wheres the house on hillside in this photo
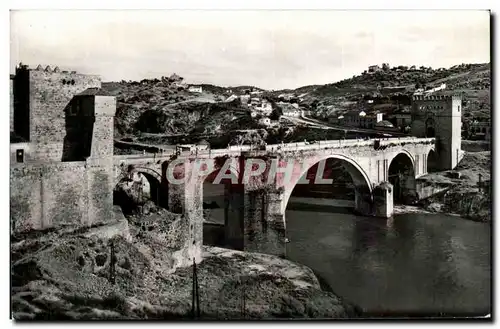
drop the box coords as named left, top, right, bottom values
left=368, top=65, right=381, bottom=74
left=254, top=99, right=273, bottom=116
left=188, top=85, right=203, bottom=93
left=387, top=110, right=412, bottom=130
left=258, top=117, right=271, bottom=126
left=470, top=120, right=491, bottom=141
left=360, top=113, right=383, bottom=129
left=343, top=111, right=362, bottom=126
left=341, top=110, right=382, bottom=128
left=240, top=95, right=250, bottom=105
left=280, top=102, right=301, bottom=117
left=250, top=98, right=261, bottom=106
left=375, top=120, right=399, bottom=132
left=225, top=95, right=238, bottom=103
left=424, top=83, right=447, bottom=94
left=169, top=73, right=183, bottom=82
left=250, top=90, right=263, bottom=96
left=329, top=115, right=344, bottom=124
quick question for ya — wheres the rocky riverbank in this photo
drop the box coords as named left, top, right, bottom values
left=415, top=151, right=491, bottom=222
left=397, top=150, right=491, bottom=222
left=11, top=209, right=360, bottom=320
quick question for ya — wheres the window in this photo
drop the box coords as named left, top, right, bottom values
left=16, top=149, right=24, bottom=163
left=457, top=106, right=460, bottom=112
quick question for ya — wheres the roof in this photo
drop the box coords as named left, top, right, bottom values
left=376, top=120, right=394, bottom=127
left=77, top=88, right=112, bottom=96
left=344, top=110, right=361, bottom=117
left=197, top=139, right=210, bottom=145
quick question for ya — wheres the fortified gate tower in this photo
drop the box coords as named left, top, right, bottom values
left=411, top=94, right=463, bottom=170
left=10, top=64, right=116, bottom=232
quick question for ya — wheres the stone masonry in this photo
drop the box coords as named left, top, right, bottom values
left=114, top=137, right=438, bottom=257
left=411, top=94, right=463, bottom=170
left=10, top=65, right=115, bottom=234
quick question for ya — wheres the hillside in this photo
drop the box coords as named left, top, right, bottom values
left=103, top=62, right=490, bottom=147
left=276, top=63, right=491, bottom=120
left=102, top=77, right=253, bottom=139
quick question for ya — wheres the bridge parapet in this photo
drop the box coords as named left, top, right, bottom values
left=113, top=137, right=436, bottom=165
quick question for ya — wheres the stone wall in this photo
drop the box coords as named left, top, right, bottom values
left=411, top=95, right=462, bottom=170
left=10, top=161, right=116, bottom=234
left=26, top=69, right=101, bottom=162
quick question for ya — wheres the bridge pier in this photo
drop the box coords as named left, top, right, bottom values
left=224, top=184, right=286, bottom=257
left=373, top=182, right=394, bottom=218
left=243, top=188, right=286, bottom=258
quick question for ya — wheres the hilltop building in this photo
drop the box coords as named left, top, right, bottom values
left=188, top=85, right=203, bottom=93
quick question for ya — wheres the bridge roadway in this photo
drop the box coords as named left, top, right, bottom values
left=113, top=136, right=434, bottom=164
left=298, top=112, right=408, bottom=137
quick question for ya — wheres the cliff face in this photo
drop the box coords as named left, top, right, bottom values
left=418, top=150, right=491, bottom=222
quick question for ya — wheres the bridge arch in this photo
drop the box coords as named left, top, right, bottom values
left=113, top=165, right=166, bottom=214
left=427, top=148, right=439, bottom=173
left=283, top=154, right=373, bottom=216
left=388, top=151, right=416, bottom=204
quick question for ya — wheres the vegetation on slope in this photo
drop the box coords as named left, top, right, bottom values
left=275, top=63, right=490, bottom=120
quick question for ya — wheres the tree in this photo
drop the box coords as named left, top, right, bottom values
left=269, top=107, right=283, bottom=121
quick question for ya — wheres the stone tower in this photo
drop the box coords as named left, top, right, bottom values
left=11, top=64, right=116, bottom=228
left=411, top=94, right=462, bottom=170
left=12, top=64, right=101, bottom=162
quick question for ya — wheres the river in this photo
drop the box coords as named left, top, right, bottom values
left=202, top=187, right=491, bottom=317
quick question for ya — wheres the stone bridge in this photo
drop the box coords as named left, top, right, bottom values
left=113, top=137, right=436, bottom=257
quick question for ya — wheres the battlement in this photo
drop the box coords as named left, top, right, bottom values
left=412, top=94, right=462, bottom=101
left=15, top=63, right=98, bottom=81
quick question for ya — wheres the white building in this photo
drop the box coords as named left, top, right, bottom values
left=250, top=90, right=263, bottom=96
left=424, top=83, right=447, bottom=94
left=240, top=95, right=250, bottom=105
left=280, top=102, right=301, bottom=117
left=254, top=100, right=273, bottom=116
left=188, top=85, right=203, bottom=93
left=258, top=117, right=271, bottom=126
left=341, top=110, right=382, bottom=128
left=225, top=95, right=238, bottom=103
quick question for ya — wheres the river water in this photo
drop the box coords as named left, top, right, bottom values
left=202, top=186, right=491, bottom=317
left=285, top=202, right=491, bottom=317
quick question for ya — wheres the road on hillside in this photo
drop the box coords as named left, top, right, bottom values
left=298, top=111, right=408, bottom=136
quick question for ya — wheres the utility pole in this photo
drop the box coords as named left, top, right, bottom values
left=109, top=240, right=116, bottom=284
left=191, top=258, right=200, bottom=319
left=241, top=276, right=246, bottom=319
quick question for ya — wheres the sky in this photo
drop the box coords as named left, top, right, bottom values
left=9, top=10, right=491, bottom=90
